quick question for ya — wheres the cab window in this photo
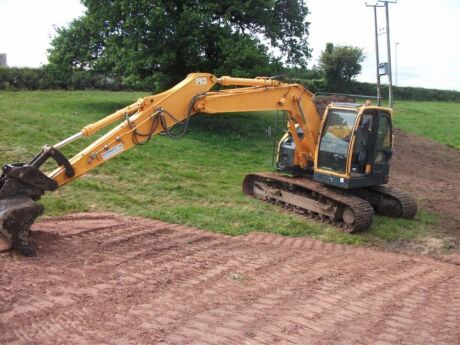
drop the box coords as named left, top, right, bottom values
left=376, top=115, right=391, bottom=149
left=318, top=109, right=358, bottom=173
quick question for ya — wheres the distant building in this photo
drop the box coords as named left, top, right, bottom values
left=0, top=53, right=7, bottom=66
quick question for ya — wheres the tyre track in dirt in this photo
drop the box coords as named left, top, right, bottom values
left=2, top=231, right=233, bottom=323
left=1, top=213, right=459, bottom=345
left=157, top=242, right=425, bottom=344
left=242, top=233, right=459, bottom=344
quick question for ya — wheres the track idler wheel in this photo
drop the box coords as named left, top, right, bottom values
left=342, top=207, right=356, bottom=226
left=0, top=196, right=44, bottom=256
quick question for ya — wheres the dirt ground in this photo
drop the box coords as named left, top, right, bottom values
left=391, top=128, right=460, bottom=238
left=1, top=212, right=459, bottom=345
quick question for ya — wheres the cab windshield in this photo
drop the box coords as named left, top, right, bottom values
left=318, top=109, right=358, bottom=173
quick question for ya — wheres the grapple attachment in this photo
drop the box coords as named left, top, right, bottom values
left=0, top=164, right=58, bottom=256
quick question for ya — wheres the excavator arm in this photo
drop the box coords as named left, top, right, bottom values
left=0, top=73, right=321, bottom=255
left=49, top=73, right=320, bottom=186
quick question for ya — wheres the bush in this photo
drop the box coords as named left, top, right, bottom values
left=345, top=81, right=460, bottom=102
left=1, top=66, right=459, bottom=102
left=293, top=78, right=460, bottom=102
left=0, top=67, right=41, bottom=90
left=0, top=66, right=127, bottom=91
left=296, top=78, right=328, bottom=93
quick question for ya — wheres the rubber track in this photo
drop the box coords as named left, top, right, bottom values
left=243, top=172, right=374, bottom=232
left=370, top=185, right=418, bottom=218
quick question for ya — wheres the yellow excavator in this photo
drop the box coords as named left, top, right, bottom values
left=0, top=73, right=416, bottom=256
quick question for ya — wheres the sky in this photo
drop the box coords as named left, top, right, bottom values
left=0, top=0, right=459, bottom=91
left=307, top=0, right=460, bottom=91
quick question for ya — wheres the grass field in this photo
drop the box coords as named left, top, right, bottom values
left=394, top=101, right=460, bottom=149
left=0, top=91, right=458, bottom=248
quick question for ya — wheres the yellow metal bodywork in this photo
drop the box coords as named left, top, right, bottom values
left=49, top=73, right=321, bottom=187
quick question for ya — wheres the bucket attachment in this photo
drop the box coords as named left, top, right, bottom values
left=0, top=197, right=44, bottom=256
left=0, top=163, right=58, bottom=256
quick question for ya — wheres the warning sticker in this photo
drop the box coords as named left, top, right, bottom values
left=102, top=143, right=124, bottom=160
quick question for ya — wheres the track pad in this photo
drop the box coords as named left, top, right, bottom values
left=0, top=196, right=44, bottom=251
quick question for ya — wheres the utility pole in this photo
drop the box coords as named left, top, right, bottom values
left=380, top=0, right=396, bottom=108
left=366, top=1, right=397, bottom=107
left=366, top=3, right=384, bottom=105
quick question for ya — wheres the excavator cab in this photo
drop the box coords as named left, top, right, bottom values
left=313, top=103, right=393, bottom=189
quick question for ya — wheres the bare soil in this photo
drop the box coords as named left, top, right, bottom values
left=1, top=212, right=459, bottom=345
left=391, top=129, right=460, bottom=239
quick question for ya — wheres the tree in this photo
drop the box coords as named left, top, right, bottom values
left=319, top=43, right=365, bottom=89
left=48, top=0, right=311, bottom=90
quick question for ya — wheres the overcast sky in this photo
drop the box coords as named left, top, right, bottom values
left=0, top=0, right=459, bottom=91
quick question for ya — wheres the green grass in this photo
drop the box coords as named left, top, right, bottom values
left=394, top=101, right=460, bottom=149
left=0, top=91, right=457, bottom=250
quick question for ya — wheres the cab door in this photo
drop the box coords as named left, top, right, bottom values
left=371, top=111, right=393, bottom=179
